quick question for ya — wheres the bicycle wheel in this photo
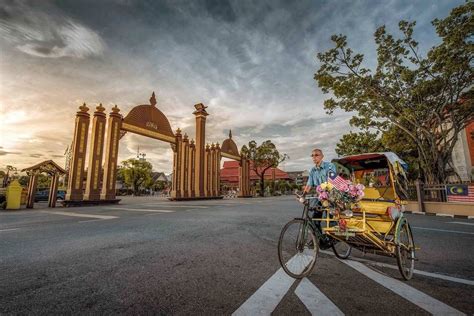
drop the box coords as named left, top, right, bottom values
left=396, top=220, right=415, bottom=280
left=331, top=239, right=352, bottom=259
left=278, top=219, right=318, bottom=279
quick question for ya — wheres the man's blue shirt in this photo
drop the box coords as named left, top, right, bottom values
left=306, top=161, right=336, bottom=187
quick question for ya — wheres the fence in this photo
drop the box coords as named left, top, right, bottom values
left=407, top=180, right=473, bottom=212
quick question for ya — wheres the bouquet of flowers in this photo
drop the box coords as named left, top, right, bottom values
left=316, top=180, right=365, bottom=214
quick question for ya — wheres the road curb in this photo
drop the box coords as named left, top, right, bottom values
left=404, top=211, right=472, bottom=219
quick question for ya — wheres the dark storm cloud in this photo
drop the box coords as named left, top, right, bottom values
left=0, top=0, right=105, bottom=58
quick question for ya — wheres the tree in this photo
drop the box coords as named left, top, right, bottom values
left=335, top=131, right=386, bottom=156
left=241, top=140, right=288, bottom=197
left=335, top=127, right=421, bottom=180
left=315, top=2, right=473, bottom=183
left=119, top=158, right=153, bottom=195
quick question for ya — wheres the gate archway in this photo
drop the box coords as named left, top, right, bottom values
left=22, top=160, right=66, bottom=208
left=64, top=92, right=250, bottom=205
left=220, top=130, right=251, bottom=197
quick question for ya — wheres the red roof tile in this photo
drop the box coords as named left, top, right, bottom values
left=220, top=161, right=290, bottom=183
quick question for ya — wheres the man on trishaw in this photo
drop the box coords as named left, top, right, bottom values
left=278, top=149, right=416, bottom=280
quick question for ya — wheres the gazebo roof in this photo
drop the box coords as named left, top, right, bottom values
left=22, top=160, right=66, bottom=175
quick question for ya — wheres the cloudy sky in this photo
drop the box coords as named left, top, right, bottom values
left=0, top=0, right=463, bottom=173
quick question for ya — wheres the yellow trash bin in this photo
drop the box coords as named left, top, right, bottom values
left=6, top=180, right=22, bottom=210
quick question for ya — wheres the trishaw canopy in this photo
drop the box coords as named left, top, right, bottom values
left=332, top=152, right=409, bottom=202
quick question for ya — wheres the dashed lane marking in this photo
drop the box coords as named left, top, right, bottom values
left=448, top=222, right=474, bottom=226
left=105, top=208, right=175, bottom=213
left=320, top=250, right=474, bottom=286
left=41, top=211, right=118, bottom=220
left=412, top=226, right=474, bottom=235
left=78, top=219, right=106, bottom=223
left=295, top=277, right=344, bottom=316
left=341, top=259, right=465, bottom=315
left=133, top=204, right=208, bottom=208
left=0, top=228, right=20, bottom=232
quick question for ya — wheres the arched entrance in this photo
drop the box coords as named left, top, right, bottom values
left=64, top=92, right=250, bottom=205
left=22, top=160, right=66, bottom=208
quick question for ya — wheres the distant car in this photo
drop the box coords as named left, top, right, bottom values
left=35, top=190, right=66, bottom=202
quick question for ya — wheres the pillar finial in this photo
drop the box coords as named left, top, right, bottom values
left=193, top=103, right=209, bottom=116
left=183, top=133, right=189, bottom=140
left=96, top=103, right=105, bottom=112
left=111, top=105, right=120, bottom=113
left=190, top=139, right=195, bottom=145
left=150, top=91, right=157, bottom=107
left=229, top=130, right=232, bottom=139
left=79, top=102, right=89, bottom=112
left=176, top=128, right=182, bottom=136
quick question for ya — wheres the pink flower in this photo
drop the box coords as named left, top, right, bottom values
left=319, top=191, right=329, bottom=200
left=340, top=183, right=349, bottom=192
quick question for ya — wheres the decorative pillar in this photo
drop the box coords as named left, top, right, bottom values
left=193, top=103, right=209, bottom=197
left=204, top=144, right=210, bottom=197
left=171, top=128, right=182, bottom=199
left=48, top=173, right=59, bottom=208
left=215, top=143, right=221, bottom=196
left=100, top=105, right=122, bottom=200
left=209, top=143, right=217, bottom=196
left=180, top=134, right=189, bottom=198
left=245, top=159, right=251, bottom=196
left=239, top=157, right=244, bottom=196
left=84, top=103, right=106, bottom=201
left=26, top=171, right=38, bottom=208
left=188, top=140, right=196, bottom=198
left=66, top=103, right=91, bottom=201
left=239, top=156, right=251, bottom=197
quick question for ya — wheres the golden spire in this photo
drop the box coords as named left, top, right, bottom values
left=150, top=91, right=157, bottom=107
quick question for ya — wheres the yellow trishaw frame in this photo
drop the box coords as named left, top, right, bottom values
left=314, top=152, right=416, bottom=279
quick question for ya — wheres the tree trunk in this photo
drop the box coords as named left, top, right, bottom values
left=259, top=174, right=265, bottom=197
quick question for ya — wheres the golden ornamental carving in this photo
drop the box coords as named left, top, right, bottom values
left=96, top=103, right=105, bottom=112
left=111, top=105, right=120, bottom=114
left=79, top=102, right=89, bottom=113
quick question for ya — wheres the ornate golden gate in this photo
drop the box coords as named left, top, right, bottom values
left=64, top=92, right=251, bottom=205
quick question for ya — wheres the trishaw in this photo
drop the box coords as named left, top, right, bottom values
left=278, top=152, right=416, bottom=280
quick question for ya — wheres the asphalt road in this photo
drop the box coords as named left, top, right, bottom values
left=0, top=196, right=473, bottom=315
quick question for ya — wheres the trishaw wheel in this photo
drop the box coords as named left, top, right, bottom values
left=278, top=219, right=318, bottom=279
left=331, top=240, right=352, bottom=259
left=396, top=220, right=415, bottom=280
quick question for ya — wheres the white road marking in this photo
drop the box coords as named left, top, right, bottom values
left=105, top=208, right=174, bottom=213
left=341, top=260, right=465, bottom=315
left=448, top=221, right=474, bottom=226
left=320, top=250, right=474, bottom=286
left=41, top=211, right=117, bottom=220
left=295, top=278, right=344, bottom=316
left=78, top=219, right=106, bottom=223
left=232, top=256, right=300, bottom=316
left=134, top=204, right=208, bottom=208
left=0, top=228, right=20, bottom=232
left=412, top=226, right=474, bottom=235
